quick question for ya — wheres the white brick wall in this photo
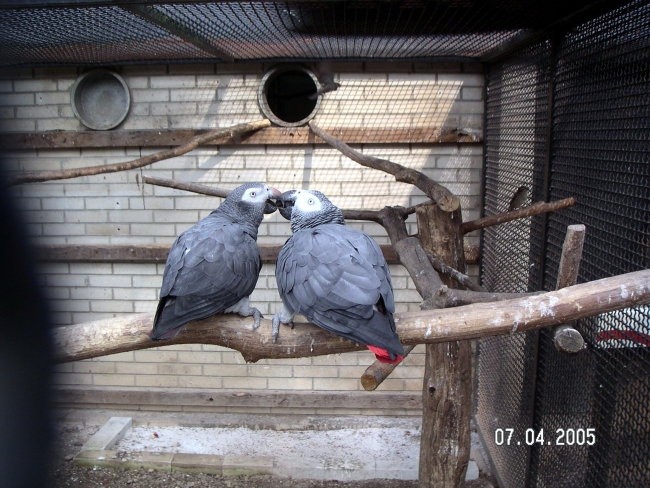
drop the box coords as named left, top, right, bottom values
left=1, top=62, right=484, bottom=413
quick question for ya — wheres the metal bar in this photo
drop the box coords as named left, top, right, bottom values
left=1, top=0, right=381, bottom=8
left=122, top=4, right=235, bottom=62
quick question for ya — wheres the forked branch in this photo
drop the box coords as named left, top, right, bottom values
left=309, top=122, right=460, bottom=212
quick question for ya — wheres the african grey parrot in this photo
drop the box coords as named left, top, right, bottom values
left=273, top=189, right=405, bottom=364
left=150, top=182, right=282, bottom=340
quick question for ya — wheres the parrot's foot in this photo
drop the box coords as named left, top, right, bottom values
left=225, top=297, right=263, bottom=331
left=272, top=305, right=296, bottom=343
left=250, top=307, right=263, bottom=331
left=271, top=315, right=294, bottom=343
left=271, top=315, right=281, bottom=343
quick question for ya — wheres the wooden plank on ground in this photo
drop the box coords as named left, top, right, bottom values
left=53, top=386, right=423, bottom=411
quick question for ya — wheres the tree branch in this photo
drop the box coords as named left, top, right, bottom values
left=309, top=122, right=459, bottom=212
left=357, top=205, right=449, bottom=391
left=414, top=203, right=471, bottom=487
left=7, top=119, right=271, bottom=185
left=142, top=175, right=230, bottom=198
left=425, top=285, right=541, bottom=308
left=426, top=251, right=483, bottom=292
left=461, top=197, right=576, bottom=234
left=552, top=224, right=587, bottom=353
left=52, top=269, right=650, bottom=364
left=142, top=174, right=430, bottom=223
left=377, top=207, right=444, bottom=298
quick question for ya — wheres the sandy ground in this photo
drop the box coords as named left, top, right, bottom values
left=116, top=424, right=420, bottom=479
left=47, top=409, right=497, bottom=488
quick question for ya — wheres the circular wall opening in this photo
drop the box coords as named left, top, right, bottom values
left=258, top=65, right=320, bottom=127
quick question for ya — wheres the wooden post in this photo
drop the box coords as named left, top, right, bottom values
left=416, top=204, right=472, bottom=487
left=552, top=224, right=587, bottom=353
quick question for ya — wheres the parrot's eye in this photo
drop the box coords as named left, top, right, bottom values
left=308, top=198, right=315, bottom=205
left=250, top=191, right=256, bottom=197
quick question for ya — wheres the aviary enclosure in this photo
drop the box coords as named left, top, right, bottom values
left=1, top=1, right=648, bottom=487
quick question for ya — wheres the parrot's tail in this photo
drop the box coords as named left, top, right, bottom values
left=367, top=345, right=404, bottom=364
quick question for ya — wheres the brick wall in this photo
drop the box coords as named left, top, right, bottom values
left=1, top=62, right=483, bottom=414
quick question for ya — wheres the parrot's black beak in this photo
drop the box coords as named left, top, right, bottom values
left=275, top=190, right=297, bottom=220
left=264, top=187, right=283, bottom=214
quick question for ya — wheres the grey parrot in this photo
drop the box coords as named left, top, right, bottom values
left=273, top=189, right=405, bottom=363
left=150, top=182, right=282, bottom=340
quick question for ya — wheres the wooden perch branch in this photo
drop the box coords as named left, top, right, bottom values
left=426, top=252, right=483, bottom=291
left=53, top=269, right=650, bottom=364
left=7, top=119, right=271, bottom=185
left=414, top=202, right=471, bottom=486
left=553, top=224, right=587, bottom=353
left=360, top=345, right=417, bottom=390
left=426, top=286, right=540, bottom=309
left=142, top=174, right=429, bottom=223
left=461, top=197, right=576, bottom=234
left=309, top=122, right=460, bottom=212
left=142, top=175, right=229, bottom=198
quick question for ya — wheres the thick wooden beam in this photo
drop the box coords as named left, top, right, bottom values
left=0, top=127, right=482, bottom=150
left=37, top=243, right=480, bottom=265
left=52, top=269, right=650, bottom=363
left=38, top=244, right=171, bottom=264
left=35, top=243, right=396, bottom=265
left=53, top=386, right=422, bottom=412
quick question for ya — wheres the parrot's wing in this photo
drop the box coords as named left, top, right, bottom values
left=152, top=216, right=261, bottom=339
left=276, top=224, right=401, bottom=357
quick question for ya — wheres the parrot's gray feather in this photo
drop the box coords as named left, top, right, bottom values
left=152, top=215, right=262, bottom=340
left=276, top=223, right=403, bottom=359
left=151, top=182, right=280, bottom=340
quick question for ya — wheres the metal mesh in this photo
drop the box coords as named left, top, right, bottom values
left=0, top=1, right=597, bottom=66
left=477, top=38, right=551, bottom=488
left=0, top=6, right=213, bottom=66
left=479, top=1, right=650, bottom=486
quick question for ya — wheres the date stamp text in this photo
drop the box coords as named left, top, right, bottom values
left=494, top=428, right=596, bottom=446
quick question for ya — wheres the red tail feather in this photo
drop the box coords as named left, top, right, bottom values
left=367, top=345, right=404, bottom=364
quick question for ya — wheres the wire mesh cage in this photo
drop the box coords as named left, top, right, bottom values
left=0, top=1, right=626, bottom=67
left=478, top=1, right=650, bottom=486
left=0, top=1, right=647, bottom=486
left=477, top=38, right=552, bottom=488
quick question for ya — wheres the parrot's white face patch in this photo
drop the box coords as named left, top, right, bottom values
left=294, top=190, right=323, bottom=213
left=242, top=186, right=269, bottom=204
